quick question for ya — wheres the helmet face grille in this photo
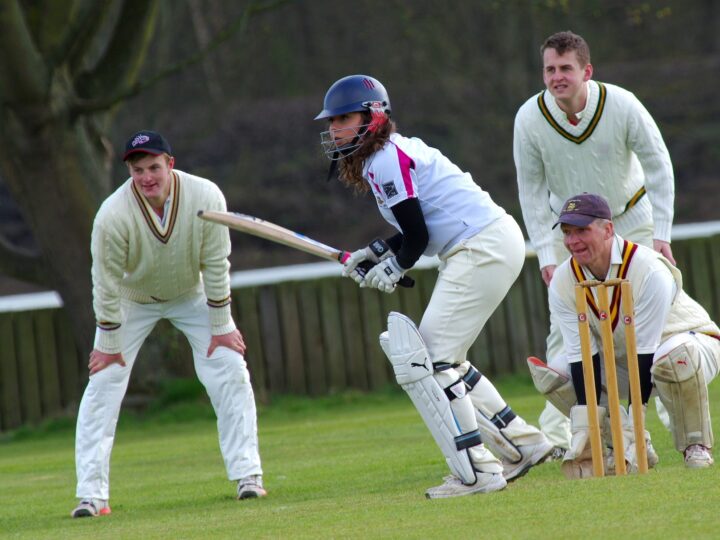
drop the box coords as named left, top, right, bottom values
left=318, top=122, right=374, bottom=160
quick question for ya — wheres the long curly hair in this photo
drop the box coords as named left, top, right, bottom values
left=338, top=113, right=396, bottom=193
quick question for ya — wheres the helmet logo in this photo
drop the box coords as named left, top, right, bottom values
left=362, top=78, right=376, bottom=89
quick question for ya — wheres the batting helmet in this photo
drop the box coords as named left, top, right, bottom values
left=315, top=75, right=391, bottom=120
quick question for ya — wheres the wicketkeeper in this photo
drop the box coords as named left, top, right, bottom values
left=315, top=74, right=552, bottom=498
left=545, top=193, right=718, bottom=477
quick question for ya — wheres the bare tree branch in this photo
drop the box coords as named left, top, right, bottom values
left=187, top=0, right=225, bottom=102
left=70, top=0, right=293, bottom=115
left=73, top=0, right=160, bottom=105
left=34, top=0, right=73, bottom=58
left=51, top=0, right=114, bottom=71
left=0, top=0, right=48, bottom=102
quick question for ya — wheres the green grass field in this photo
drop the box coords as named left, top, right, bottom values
left=1, top=375, right=719, bottom=539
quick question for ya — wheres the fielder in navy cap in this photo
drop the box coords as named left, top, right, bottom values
left=553, top=193, right=612, bottom=229
left=122, top=130, right=172, bottom=161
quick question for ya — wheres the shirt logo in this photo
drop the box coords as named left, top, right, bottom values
left=132, top=135, right=150, bottom=147
left=382, top=182, right=398, bottom=198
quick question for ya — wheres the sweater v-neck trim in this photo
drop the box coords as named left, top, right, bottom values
left=537, top=81, right=606, bottom=144
left=131, top=172, right=180, bottom=244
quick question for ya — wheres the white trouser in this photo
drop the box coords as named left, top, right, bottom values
left=540, top=199, right=655, bottom=447
left=75, top=291, right=261, bottom=500
left=419, top=213, right=525, bottom=366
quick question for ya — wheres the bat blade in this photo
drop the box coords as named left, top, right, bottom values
left=198, top=210, right=343, bottom=262
left=197, top=210, right=414, bottom=288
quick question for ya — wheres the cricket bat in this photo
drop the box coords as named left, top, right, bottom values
left=197, top=210, right=414, bottom=288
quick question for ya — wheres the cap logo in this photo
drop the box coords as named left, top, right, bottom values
left=131, top=134, right=150, bottom=147
left=565, top=201, right=578, bottom=212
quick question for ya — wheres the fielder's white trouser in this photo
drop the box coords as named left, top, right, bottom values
left=75, top=291, right=261, bottom=500
left=540, top=199, right=656, bottom=448
left=419, top=213, right=525, bottom=366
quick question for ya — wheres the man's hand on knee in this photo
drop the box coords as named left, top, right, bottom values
left=208, top=329, right=246, bottom=357
left=88, top=350, right=126, bottom=375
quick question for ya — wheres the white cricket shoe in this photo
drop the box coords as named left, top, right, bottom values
left=70, top=498, right=111, bottom=518
left=502, top=439, right=554, bottom=482
left=237, top=475, right=267, bottom=499
left=684, top=444, right=714, bottom=469
left=425, top=472, right=506, bottom=499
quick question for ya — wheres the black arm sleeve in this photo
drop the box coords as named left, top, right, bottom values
left=386, top=198, right=428, bottom=270
left=570, top=354, right=602, bottom=406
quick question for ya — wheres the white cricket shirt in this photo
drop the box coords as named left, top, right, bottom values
left=363, top=133, right=505, bottom=257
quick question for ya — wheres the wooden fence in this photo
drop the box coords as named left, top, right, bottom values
left=1, top=231, right=719, bottom=432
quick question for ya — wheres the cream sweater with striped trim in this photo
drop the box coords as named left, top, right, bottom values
left=91, top=170, right=235, bottom=353
left=514, top=80, right=675, bottom=268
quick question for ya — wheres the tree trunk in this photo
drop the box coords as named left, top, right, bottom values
left=0, top=71, right=111, bottom=353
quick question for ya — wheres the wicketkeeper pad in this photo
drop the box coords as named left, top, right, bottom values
left=380, top=312, right=477, bottom=484
left=527, top=356, right=576, bottom=416
left=651, top=337, right=713, bottom=451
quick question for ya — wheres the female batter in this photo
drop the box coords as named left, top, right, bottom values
left=315, top=75, right=551, bottom=498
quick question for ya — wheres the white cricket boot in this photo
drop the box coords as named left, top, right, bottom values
left=237, top=475, right=267, bottom=499
left=425, top=471, right=507, bottom=499
left=71, top=498, right=111, bottom=518
left=684, top=444, right=714, bottom=468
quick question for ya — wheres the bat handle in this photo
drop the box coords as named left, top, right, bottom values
left=339, top=253, right=415, bottom=289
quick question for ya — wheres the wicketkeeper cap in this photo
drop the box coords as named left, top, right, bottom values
left=553, top=193, right=612, bottom=229
left=122, top=130, right=172, bottom=161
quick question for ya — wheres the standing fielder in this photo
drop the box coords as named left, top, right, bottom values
left=72, top=131, right=264, bottom=518
left=549, top=193, right=717, bottom=475
left=316, top=75, right=552, bottom=498
left=513, top=31, right=676, bottom=454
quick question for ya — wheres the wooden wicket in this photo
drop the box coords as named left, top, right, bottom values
left=574, top=278, right=648, bottom=476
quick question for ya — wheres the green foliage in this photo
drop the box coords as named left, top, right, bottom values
left=1, top=375, right=719, bottom=538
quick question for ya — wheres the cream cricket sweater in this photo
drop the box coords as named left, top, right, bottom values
left=514, top=80, right=675, bottom=268
left=91, top=170, right=235, bottom=353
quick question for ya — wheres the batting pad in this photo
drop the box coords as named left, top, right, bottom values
left=381, top=312, right=477, bottom=484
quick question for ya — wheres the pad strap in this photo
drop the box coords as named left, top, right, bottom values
left=455, top=430, right=483, bottom=451
left=462, top=365, right=482, bottom=389
left=443, top=378, right=467, bottom=402
left=490, top=406, right=517, bottom=429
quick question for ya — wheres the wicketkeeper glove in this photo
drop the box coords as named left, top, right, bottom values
left=360, top=256, right=407, bottom=293
left=342, top=238, right=394, bottom=284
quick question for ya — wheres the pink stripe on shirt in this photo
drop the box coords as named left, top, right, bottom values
left=394, top=145, right=415, bottom=197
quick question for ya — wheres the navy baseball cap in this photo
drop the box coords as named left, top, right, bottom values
left=553, top=193, right=612, bottom=229
left=123, top=130, right=172, bottom=161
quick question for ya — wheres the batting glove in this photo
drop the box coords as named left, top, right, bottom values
left=360, top=256, right=406, bottom=293
left=342, top=238, right=393, bottom=283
